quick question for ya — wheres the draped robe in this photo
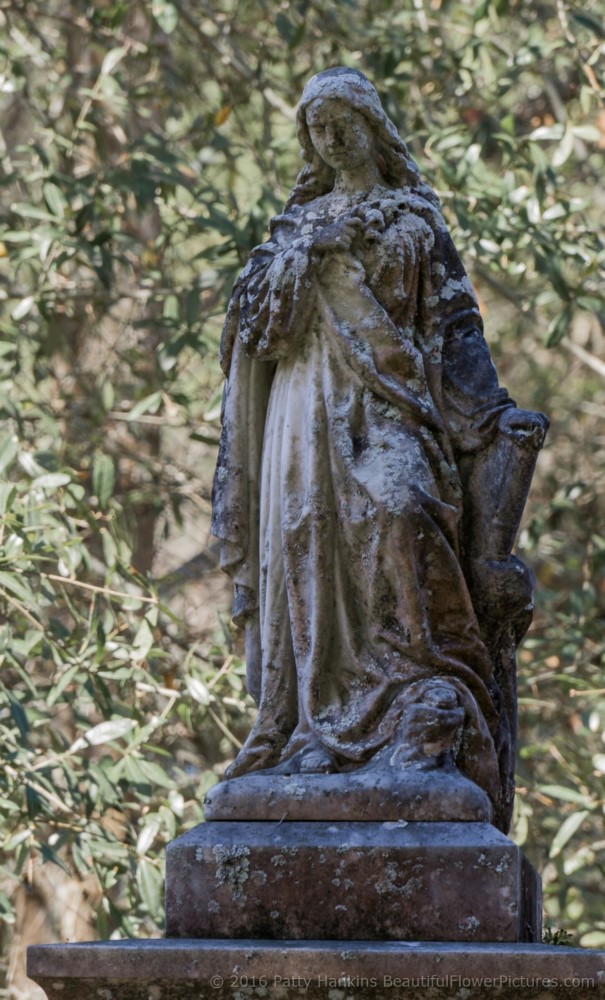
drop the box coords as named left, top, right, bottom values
left=211, top=186, right=515, bottom=810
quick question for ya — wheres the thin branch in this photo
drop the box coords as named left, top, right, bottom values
left=0, top=587, right=42, bottom=629
left=5, top=765, right=72, bottom=815
left=44, top=573, right=159, bottom=604
left=561, top=336, right=605, bottom=380
left=208, top=707, right=242, bottom=749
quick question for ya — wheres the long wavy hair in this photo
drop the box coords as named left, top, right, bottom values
left=283, top=67, right=441, bottom=213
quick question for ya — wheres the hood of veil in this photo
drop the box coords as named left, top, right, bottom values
left=291, top=67, right=440, bottom=206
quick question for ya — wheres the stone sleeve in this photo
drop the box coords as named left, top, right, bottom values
left=430, top=225, right=515, bottom=454
left=234, top=225, right=318, bottom=361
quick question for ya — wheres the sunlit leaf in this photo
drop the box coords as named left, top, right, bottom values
left=11, top=296, right=34, bottom=320
left=101, top=47, right=127, bottom=76
left=69, top=718, right=134, bottom=753
left=92, top=453, right=115, bottom=509
left=152, top=0, right=178, bottom=34
left=549, top=811, right=590, bottom=859
left=136, top=858, right=162, bottom=915
left=42, top=183, right=66, bottom=219
left=127, top=392, right=162, bottom=421
left=31, top=472, right=71, bottom=489
left=136, top=817, right=161, bottom=856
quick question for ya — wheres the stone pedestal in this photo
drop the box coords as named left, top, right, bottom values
left=165, top=821, right=541, bottom=943
left=26, top=820, right=605, bottom=1000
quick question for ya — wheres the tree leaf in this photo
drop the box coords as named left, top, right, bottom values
left=136, top=817, right=161, bottom=856
left=549, top=810, right=590, bottom=859
left=101, top=47, right=127, bottom=76
left=0, top=435, right=18, bottom=474
left=152, top=0, right=178, bottom=34
left=538, top=785, right=595, bottom=807
left=131, top=619, right=154, bottom=661
left=529, top=124, right=565, bottom=141
left=11, top=296, right=34, bottom=320
left=69, top=718, right=134, bottom=753
left=31, top=472, right=71, bottom=489
left=92, top=453, right=115, bottom=509
left=127, top=392, right=162, bottom=421
left=42, top=182, right=66, bottom=219
left=0, top=570, right=35, bottom=604
left=136, top=858, right=162, bottom=915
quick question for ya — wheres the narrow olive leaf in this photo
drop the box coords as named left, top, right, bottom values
left=538, top=785, right=595, bottom=807
left=127, top=391, right=162, bottom=421
left=123, top=756, right=150, bottom=786
left=42, top=182, right=67, bottom=219
left=546, top=304, right=574, bottom=347
left=11, top=296, right=34, bottom=320
left=9, top=695, right=28, bottom=738
left=136, top=817, right=161, bottom=856
left=203, top=386, right=223, bottom=422
left=69, top=718, right=134, bottom=753
left=572, top=125, right=602, bottom=142
left=162, top=295, right=179, bottom=320
left=131, top=619, right=154, bottom=661
left=581, top=932, right=605, bottom=949
left=101, top=46, right=127, bottom=76
left=0, top=435, right=18, bottom=474
left=92, top=453, right=115, bottom=508
left=10, top=203, right=56, bottom=221
left=592, top=754, right=605, bottom=774
left=186, top=675, right=212, bottom=706
left=152, top=0, right=178, bottom=34
left=136, top=858, right=162, bottom=915
left=2, top=828, right=34, bottom=852
left=570, top=11, right=605, bottom=37
left=0, top=570, right=35, bottom=604
left=529, top=124, right=565, bottom=141
left=31, top=472, right=71, bottom=489
left=552, top=129, right=574, bottom=168
left=46, top=663, right=82, bottom=707
left=549, top=810, right=590, bottom=859
left=139, top=760, right=173, bottom=789
left=185, top=288, right=200, bottom=326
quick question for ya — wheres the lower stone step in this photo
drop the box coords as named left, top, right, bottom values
left=27, top=939, right=605, bottom=999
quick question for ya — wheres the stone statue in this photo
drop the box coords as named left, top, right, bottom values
left=210, top=67, right=548, bottom=833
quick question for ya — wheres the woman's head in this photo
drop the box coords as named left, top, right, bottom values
left=284, top=67, right=439, bottom=210
left=304, top=98, right=376, bottom=174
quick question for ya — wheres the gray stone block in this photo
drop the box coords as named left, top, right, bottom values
left=165, top=821, right=541, bottom=943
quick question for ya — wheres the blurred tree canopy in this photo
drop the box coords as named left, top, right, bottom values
left=1, top=0, right=605, bottom=991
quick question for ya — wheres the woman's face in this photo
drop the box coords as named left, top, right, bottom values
left=305, top=98, right=375, bottom=171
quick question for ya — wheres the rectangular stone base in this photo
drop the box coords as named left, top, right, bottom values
left=166, top=821, right=541, bottom=943
left=27, top=940, right=605, bottom=999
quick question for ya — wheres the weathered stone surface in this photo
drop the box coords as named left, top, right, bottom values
left=210, top=65, right=549, bottom=834
left=27, top=939, right=605, bottom=999
left=165, top=821, right=541, bottom=943
left=204, top=763, right=492, bottom=822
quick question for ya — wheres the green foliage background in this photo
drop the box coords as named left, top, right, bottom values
left=1, top=0, right=605, bottom=989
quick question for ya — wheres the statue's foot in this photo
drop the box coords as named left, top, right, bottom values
left=298, top=747, right=338, bottom=774
left=263, top=742, right=338, bottom=776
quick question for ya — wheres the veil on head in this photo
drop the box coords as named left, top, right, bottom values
left=283, top=66, right=440, bottom=211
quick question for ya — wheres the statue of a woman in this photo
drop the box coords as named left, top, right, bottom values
left=210, top=68, right=547, bottom=832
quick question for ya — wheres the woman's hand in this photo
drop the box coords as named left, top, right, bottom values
left=311, top=214, right=365, bottom=255
left=498, top=407, right=549, bottom=448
